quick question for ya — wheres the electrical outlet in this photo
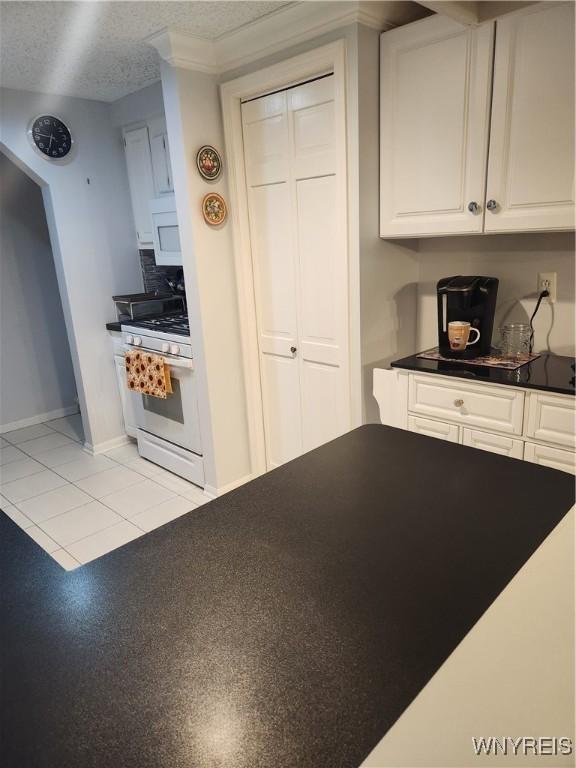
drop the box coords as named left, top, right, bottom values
left=538, top=272, right=557, bottom=303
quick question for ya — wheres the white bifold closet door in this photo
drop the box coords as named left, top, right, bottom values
left=241, top=75, right=349, bottom=469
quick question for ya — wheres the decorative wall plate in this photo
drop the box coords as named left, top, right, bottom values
left=196, top=145, right=222, bottom=180
left=202, top=193, right=227, bottom=226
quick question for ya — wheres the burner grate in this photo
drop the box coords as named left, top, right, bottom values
left=124, top=313, right=190, bottom=336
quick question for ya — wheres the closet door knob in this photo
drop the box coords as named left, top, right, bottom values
left=454, top=399, right=464, bottom=408
left=486, top=199, right=498, bottom=211
left=290, top=346, right=297, bottom=354
left=467, top=201, right=480, bottom=214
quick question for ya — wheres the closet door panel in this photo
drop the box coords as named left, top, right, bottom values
left=289, top=77, right=336, bottom=179
left=242, top=92, right=289, bottom=187
left=260, top=355, right=302, bottom=469
left=248, top=184, right=297, bottom=352
left=301, top=361, right=346, bottom=453
left=296, top=172, right=347, bottom=451
left=248, top=182, right=301, bottom=467
left=296, top=175, right=342, bottom=367
left=485, top=2, right=575, bottom=232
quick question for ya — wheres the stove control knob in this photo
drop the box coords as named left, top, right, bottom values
left=161, top=342, right=170, bottom=353
left=126, top=334, right=134, bottom=344
left=133, top=336, right=142, bottom=346
left=169, top=344, right=180, bottom=355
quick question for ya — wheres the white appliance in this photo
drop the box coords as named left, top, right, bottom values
left=149, top=195, right=181, bottom=266
left=121, top=314, right=204, bottom=486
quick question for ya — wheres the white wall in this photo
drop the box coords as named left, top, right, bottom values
left=109, top=81, right=164, bottom=127
left=416, top=233, right=575, bottom=356
left=161, top=63, right=251, bottom=493
left=0, top=87, right=143, bottom=450
left=356, top=24, right=419, bottom=422
left=0, top=153, right=78, bottom=429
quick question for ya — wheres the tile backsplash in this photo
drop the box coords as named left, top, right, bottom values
left=139, top=249, right=180, bottom=294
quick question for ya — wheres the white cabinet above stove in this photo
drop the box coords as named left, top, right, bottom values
left=122, top=115, right=175, bottom=251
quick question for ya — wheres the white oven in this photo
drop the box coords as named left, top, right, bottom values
left=128, top=354, right=201, bottom=455
left=122, top=327, right=204, bottom=485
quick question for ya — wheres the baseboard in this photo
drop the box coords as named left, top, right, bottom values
left=0, top=405, right=80, bottom=434
left=205, top=472, right=257, bottom=498
left=84, top=434, right=132, bottom=455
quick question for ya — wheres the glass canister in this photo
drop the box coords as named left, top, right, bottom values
left=499, top=323, right=532, bottom=360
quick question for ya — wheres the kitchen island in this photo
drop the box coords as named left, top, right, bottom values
left=1, top=425, right=574, bottom=767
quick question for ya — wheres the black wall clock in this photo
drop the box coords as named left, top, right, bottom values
left=28, top=115, right=73, bottom=160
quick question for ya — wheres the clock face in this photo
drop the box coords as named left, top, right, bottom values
left=29, top=115, right=72, bottom=160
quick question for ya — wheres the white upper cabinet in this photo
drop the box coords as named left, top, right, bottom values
left=148, top=116, right=174, bottom=196
left=122, top=116, right=175, bottom=248
left=485, top=2, right=575, bottom=232
left=380, top=2, right=575, bottom=237
left=123, top=125, right=155, bottom=247
left=380, top=16, right=494, bottom=237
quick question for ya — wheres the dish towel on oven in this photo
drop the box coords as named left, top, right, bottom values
left=125, top=350, right=173, bottom=399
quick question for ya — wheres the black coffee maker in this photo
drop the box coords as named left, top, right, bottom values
left=437, top=276, right=498, bottom=359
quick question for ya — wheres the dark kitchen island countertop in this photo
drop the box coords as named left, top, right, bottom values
left=391, top=351, right=575, bottom=396
left=1, top=425, right=574, bottom=768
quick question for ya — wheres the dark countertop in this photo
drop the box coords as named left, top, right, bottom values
left=106, top=320, right=122, bottom=332
left=391, top=352, right=575, bottom=396
left=1, top=425, right=574, bottom=768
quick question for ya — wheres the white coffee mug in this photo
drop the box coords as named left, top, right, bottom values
left=448, top=321, right=481, bottom=352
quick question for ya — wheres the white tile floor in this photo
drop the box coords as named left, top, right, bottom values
left=0, top=414, right=210, bottom=571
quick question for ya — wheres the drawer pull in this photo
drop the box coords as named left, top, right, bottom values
left=454, top=399, right=464, bottom=408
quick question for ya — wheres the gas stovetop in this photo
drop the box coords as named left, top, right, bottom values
left=122, top=313, right=190, bottom=337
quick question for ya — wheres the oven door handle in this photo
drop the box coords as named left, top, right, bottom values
left=123, top=347, right=194, bottom=370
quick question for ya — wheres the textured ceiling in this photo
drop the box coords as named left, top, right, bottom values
left=0, top=1, right=291, bottom=102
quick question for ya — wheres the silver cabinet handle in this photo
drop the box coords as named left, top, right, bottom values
left=454, top=399, right=464, bottom=407
left=486, top=199, right=498, bottom=211
left=467, top=201, right=480, bottom=214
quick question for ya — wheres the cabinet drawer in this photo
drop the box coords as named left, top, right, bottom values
left=525, top=393, right=575, bottom=449
left=407, top=415, right=459, bottom=443
left=524, top=442, right=576, bottom=475
left=462, top=428, right=523, bottom=459
left=408, top=375, right=524, bottom=435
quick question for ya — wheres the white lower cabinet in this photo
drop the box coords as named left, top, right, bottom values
left=524, top=442, right=576, bottom=475
left=462, top=428, right=524, bottom=459
left=408, top=415, right=459, bottom=443
left=525, top=392, right=576, bottom=450
left=408, top=374, right=525, bottom=435
left=374, top=369, right=575, bottom=474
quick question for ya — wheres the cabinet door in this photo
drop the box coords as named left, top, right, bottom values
left=150, top=134, right=173, bottom=195
left=524, top=392, right=576, bottom=450
left=408, top=374, right=525, bottom=435
left=123, top=126, right=155, bottom=246
left=380, top=16, right=494, bottom=237
left=462, top=428, right=524, bottom=459
left=485, top=2, right=575, bottom=232
left=524, top=442, right=576, bottom=475
left=408, top=415, right=459, bottom=443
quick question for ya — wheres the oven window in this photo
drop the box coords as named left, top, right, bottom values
left=142, top=378, right=184, bottom=423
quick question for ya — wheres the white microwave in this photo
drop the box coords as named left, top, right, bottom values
left=150, top=195, right=181, bottom=266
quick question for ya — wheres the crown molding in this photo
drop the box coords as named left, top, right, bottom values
left=146, top=28, right=218, bottom=73
left=147, top=1, right=402, bottom=76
